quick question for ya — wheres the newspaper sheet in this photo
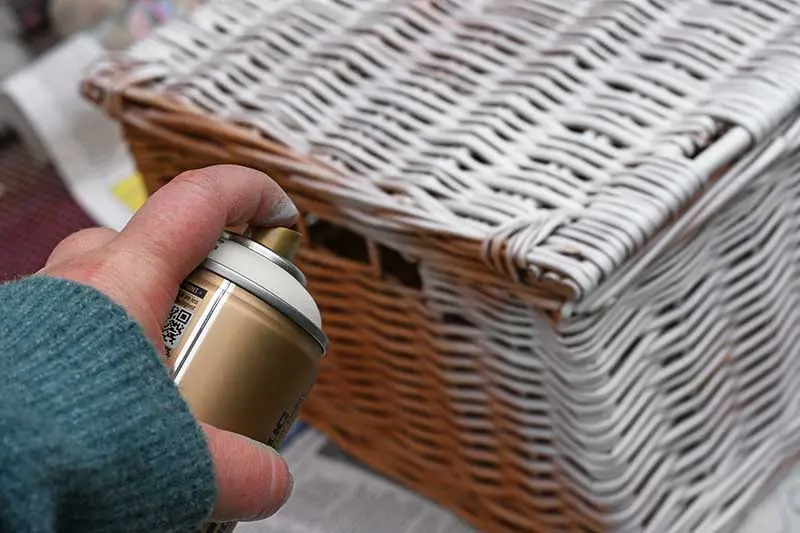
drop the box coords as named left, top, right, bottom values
left=0, top=33, right=141, bottom=230
left=735, top=459, right=800, bottom=533
left=238, top=425, right=477, bottom=533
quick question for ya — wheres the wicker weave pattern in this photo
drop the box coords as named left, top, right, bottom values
left=83, top=1, right=800, bottom=531
left=89, top=0, right=800, bottom=300
left=300, top=153, right=800, bottom=533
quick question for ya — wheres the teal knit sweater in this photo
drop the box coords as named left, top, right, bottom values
left=0, top=276, right=216, bottom=532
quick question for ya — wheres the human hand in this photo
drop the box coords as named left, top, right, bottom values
left=39, top=165, right=299, bottom=522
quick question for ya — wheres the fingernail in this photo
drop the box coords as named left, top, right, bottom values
left=266, top=197, right=299, bottom=226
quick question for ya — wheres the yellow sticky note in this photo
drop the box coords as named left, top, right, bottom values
left=112, top=172, right=148, bottom=212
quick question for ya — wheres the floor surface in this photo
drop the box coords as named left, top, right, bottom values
left=0, top=134, right=94, bottom=281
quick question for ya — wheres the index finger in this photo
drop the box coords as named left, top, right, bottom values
left=116, top=165, right=298, bottom=285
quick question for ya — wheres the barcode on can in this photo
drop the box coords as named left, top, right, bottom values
left=162, top=303, right=193, bottom=357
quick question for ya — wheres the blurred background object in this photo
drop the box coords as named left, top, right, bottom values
left=0, top=2, right=32, bottom=123
left=51, top=0, right=207, bottom=49
left=0, top=0, right=208, bottom=282
left=49, top=0, right=127, bottom=37
left=0, top=40, right=28, bottom=98
left=5, top=0, right=49, bottom=35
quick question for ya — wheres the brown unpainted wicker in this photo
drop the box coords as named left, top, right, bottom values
left=83, top=1, right=800, bottom=531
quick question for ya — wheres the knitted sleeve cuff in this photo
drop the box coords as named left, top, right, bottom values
left=0, top=276, right=215, bottom=532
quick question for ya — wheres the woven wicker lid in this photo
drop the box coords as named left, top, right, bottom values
left=83, top=0, right=800, bottom=306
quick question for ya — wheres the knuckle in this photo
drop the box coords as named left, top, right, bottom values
left=62, top=227, right=99, bottom=244
left=47, top=228, right=105, bottom=261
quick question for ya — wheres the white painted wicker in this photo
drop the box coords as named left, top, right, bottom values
left=84, top=1, right=800, bottom=531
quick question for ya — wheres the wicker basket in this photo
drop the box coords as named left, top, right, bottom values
left=83, top=1, right=800, bottom=531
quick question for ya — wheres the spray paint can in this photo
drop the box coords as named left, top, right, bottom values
left=161, top=227, right=328, bottom=533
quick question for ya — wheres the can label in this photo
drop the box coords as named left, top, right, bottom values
left=162, top=281, right=207, bottom=359
left=163, top=267, right=322, bottom=533
left=271, top=394, right=304, bottom=446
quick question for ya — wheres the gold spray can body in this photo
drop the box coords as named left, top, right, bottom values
left=161, top=227, right=328, bottom=532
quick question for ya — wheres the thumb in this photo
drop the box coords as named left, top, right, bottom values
left=202, top=424, right=293, bottom=522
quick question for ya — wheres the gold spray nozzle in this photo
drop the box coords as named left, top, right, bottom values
left=249, top=227, right=302, bottom=260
